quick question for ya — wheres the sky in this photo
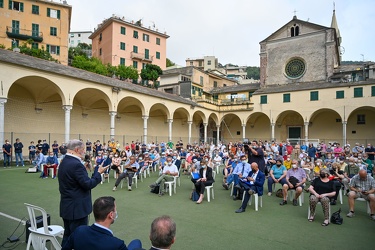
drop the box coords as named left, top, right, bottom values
left=67, top=0, right=375, bottom=67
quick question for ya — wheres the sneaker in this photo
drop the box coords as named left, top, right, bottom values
left=112, top=186, right=117, bottom=191
left=52, top=176, right=56, bottom=179
left=267, top=192, right=272, bottom=196
left=248, top=189, right=255, bottom=195
left=330, top=200, right=336, bottom=205
left=371, top=214, right=375, bottom=221
left=128, top=186, right=132, bottom=191
left=293, top=199, right=298, bottom=206
left=280, top=200, right=287, bottom=206
left=158, top=192, right=164, bottom=197
left=346, top=211, right=355, bottom=218
left=234, top=184, right=241, bottom=189
left=16, top=165, right=19, bottom=167
left=43, top=176, right=48, bottom=179
left=149, top=183, right=156, bottom=188
left=235, top=208, right=245, bottom=213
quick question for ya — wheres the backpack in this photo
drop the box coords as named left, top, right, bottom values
left=191, top=190, right=200, bottom=201
left=150, top=184, right=160, bottom=194
left=275, top=188, right=283, bottom=198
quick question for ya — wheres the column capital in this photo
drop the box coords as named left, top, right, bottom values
left=109, top=111, right=117, bottom=116
left=0, top=98, right=7, bottom=105
left=62, top=105, right=73, bottom=111
left=203, top=123, right=208, bottom=127
left=142, top=115, right=149, bottom=120
left=270, top=123, right=275, bottom=126
left=342, top=121, right=347, bottom=125
left=216, top=124, right=220, bottom=128
left=304, top=122, right=309, bottom=126
left=187, top=121, right=193, bottom=125
left=167, top=119, right=173, bottom=123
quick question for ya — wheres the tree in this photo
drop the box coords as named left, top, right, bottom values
left=140, top=64, right=163, bottom=88
left=166, top=58, right=175, bottom=67
left=246, top=66, right=260, bottom=80
left=116, top=65, right=138, bottom=80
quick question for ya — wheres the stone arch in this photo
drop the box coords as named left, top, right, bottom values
left=275, top=110, right=304, bottom=142
left=220, top=113, right=242, bottom=143
left=308, top=108, right=343, bottom=143
left=246, top=112, right=271, bottom=141
left=148, top=103, right=172, bottom=142
left=346, top=106, right=375, bottom=145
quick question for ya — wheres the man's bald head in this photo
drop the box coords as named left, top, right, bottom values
left=150, top=216, right=176, bottom=249
left=359, top=169, right=368, bottom=180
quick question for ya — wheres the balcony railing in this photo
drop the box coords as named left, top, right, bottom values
left=6, top=26, right=43, bottom=42
left=131, top=51, right=153, bottom=62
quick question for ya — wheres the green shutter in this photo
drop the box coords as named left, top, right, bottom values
left=121, top=27, right=126, bottom=35
left=46, top=44, right=50, bottom=53
left=145, top=49, right=149, bottom=59
left=20, top=2, right=23, bottom=11
left=47, top=8, right=50, bottom=17
left=8, top=0, right=12, bottom=9
left=156, top=52, right=160, bottom=59
left=133, top=46, right=138, bottom=53
left=336, top=90, right=344, bottom=99
left=310, top=91, right=319, bottom=101
left=0, top=0, right=3, bottom=8
left=57, top=10, right=60, bottom=19
left=372, top=86, right=375, bottom=96
left=354, top=87, right=363, bottom=97
left=260, top=95, right=267, bottom=104
left=56, top=46, right=60, bottom=55
left=283, top=93, right=290, bottom=102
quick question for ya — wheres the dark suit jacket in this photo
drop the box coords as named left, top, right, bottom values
left=58, top=155, right=102, bottom=220
left=199, top=167, right=215, bottom=182
left=243, top=170, right=265, bottom=196
left=62, top=224, right=128, bottom=250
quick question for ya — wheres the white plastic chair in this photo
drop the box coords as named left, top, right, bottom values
left=205, top=184, right=215, bottom=202
left=120, top=173, right=138, bottom=189
left=25, top=203, right=64, bottom=250
left=164, top=173, right=180, bottom=196
left=356, top=197, right=371, bottom=214
left=242, top=192, right=263, bottom=211
left=288, top=189, right=304, bottom=206
left=27, top=229, right=62, bottom=250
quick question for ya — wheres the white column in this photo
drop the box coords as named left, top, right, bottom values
left=0, top=98, right=7, bottom=158
left=168, top=119, right=173, bottom=142
left=62, top=105, right=72, bottom=142
left=143, top=116, right=148, bottom=144
left=271, top=123, right=275, bottom=141
left=304, top=122, right=309, bottom=144
left=203, top=123, right=208, bottom=143
left=216, top=125, right=220, bottom=145
left=242, top=124, right=246, bottom=142
left=342, top=121, right=347, bottom=146
left=187, top=121, right=192, bottom=144
left=109, top=111, right=117, bottom=138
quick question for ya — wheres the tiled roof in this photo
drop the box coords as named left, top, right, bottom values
left=210, top=83, right=260, bottom=94
left=0, top=49, right=198, bottom=106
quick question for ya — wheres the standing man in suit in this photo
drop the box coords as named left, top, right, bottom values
left=62, top=196, right=142, bottom=250
left=58, top=139, right=109, bottom=246
left=235, top=162, right=266, bottom=213
left=149, top=216, right=176, bottom=250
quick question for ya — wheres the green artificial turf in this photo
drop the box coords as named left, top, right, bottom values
left=0, top=164, right=374, bottom=250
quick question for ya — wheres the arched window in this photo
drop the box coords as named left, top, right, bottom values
left=291, top=27, right=295, bottom=37
left=295, top=26, right=299, bottom=36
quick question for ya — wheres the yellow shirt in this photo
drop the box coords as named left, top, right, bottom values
left=284, top=160, right=292, bottom=170
left=314, top=165, right=327, bottom=174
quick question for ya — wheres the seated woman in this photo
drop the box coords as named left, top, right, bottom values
left=222, top=154, right=235, bottom=188
left=328, top=162, right=345, bottom=205
left=194, top=159, right=214, bottom=204
left=267, top=159, right=287, bottom=196
left=313, top=159, right=327, bottom=178
left=111, top=152, right=122, bottom=179
left=308, top=168, right=336, bottom=226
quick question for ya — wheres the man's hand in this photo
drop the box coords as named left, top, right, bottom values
left=248, top=177, right=254, bottom=182
left=98, top=165, right=109, bottom=174
left=288, top=183, right=294, bottom=188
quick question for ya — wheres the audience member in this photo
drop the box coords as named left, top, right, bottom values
left=194, top=159, right=214, bottom=204
left=14, top=138, right=25, bottom=167
left=113, top=156, right=139, bottom=191
left=149, top=155, right=178, bottom=196
left=149, top=216, right=176, bottom=250
left=281, top=159, right=306, bottom=206
left=267, top=159, right=287, bottom=198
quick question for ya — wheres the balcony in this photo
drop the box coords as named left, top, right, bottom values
left=131, top=51, right=153, bottom=62
left=6, top=26, right=43, bottom=42
left=192, top=96, right=253, bottom=111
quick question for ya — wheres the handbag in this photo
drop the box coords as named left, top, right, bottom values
left=192, top=172, right=200, bottom=180
left=331, top=208, right=343, bottom=225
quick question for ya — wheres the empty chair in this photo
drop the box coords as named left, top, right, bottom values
left=25, top=203, right=64, bottom=250
left=205, top=184, right=215, bottom=202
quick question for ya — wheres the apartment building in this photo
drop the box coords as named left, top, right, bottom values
left=0, top=0, right=72, bottom=65
left=69, top=31, right=92, bottom=47
left=186, top=56, right=218, bottom=71
left=89, top=16, right=169, bottom=70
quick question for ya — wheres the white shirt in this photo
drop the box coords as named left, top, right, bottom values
left=163, top=163, right=178, bottom=175
left=250, top=170, right=258, bottom=185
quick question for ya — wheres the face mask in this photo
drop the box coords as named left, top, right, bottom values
left=114, top=211, right=118, bottom=221
left=173, top=156, right=177, bottom=159
left=103, top=155, right=108, bottom=159
left=168, top=162, right=172, bottom=166
left=115, top=155, right=118, bottom=157
left=292, top=164, right=297, bottom=169
left=368, top=146, right=371, bottom=149
left=242, top=160, right=247, bottom=164
left=49, top=155, right=53, bottom=157
left=307, top=160, right=310, bottom=162
left=316, top=163, right=321, bottom=166
left=320, top=173, right=326, bottom=178
left=287, top=158, right=290, bottom=161
left=276, top=164, right=281, bottom=167
left=98, top=153, right=102, bottom=156
left=201, top=165, right=206, bottom=168
left=139, top=158, right=143, bottom=160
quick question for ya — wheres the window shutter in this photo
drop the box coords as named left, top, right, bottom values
left=9, top=0, right=12, bottom=9
left=20, top=2, right=23, bottom=12
left=0, top=0, right=3, bottom=8
left=46, top=44, right=50, bottom=53
left=57, top=10, right=60, bottom=19
left=57, top=46, right=60, bottom=55
left=47, top=8, right=50, bottom=17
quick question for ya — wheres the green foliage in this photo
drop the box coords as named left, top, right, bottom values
left=0, top=44, right=5, bottom=49
left=246, top=66, right=260, bottom=80
left=16, top=41, right=58, bottom=62
left=166, top=58, right=175, bottom=67
left=140, top=64, right=163, bottom=86
left=117, top=65, right=138, bottom=80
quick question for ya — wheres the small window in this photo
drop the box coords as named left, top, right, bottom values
left=0, top=0, right=3, bottom=8
left=372, top=86, right=375, bottom=96
left=47, top=45, right=60, bottom=55
left=145, top=49, right=149, bottom=59
left=335, top=118, right=342, bottom=123
left=78, top=34, right=81, bottom=37
left=120, top=42, right=125, bottom=50
left=357, top=114, right=365, bottom=125
left=310, top=91, right=319, bottom=101
left=283, top=93, right=290, bottom=103
left=31, top=42, right=38, bottom=49
left=213, top=94, right=218, bottom=101
left=32, top=23, right=39, bottom=37
left=192, top=87, right=196, bottom=95
left=156, top=37, right=160, bottom=45
left=260, top=95, right=267, bottom=104
left=143, top=34, right=149, bottom=42
left=200, top=76, right=203, bottom=85
left=336, top=90, right=344, bottom=99
left=190, top=62, right=193, bottom=66
left=12, top=20, right=20, bottom=34
left=354, top=87, right=363, bottom=98
left=99, top=33, right=102, bottom=41
left=9, top=1, right=23, bottom=12
left=50, top=27, right=57, bottom=36
left=213, top=81, right=217, bottom=88
left=142, top=63, right=146, bottom=69
left=120, top=58, right=125, bottom=66
left=133, top=45, right=138, bottom=53
left=99, top=48, right=102, bottom=56
left=248, top=92, right=254, bottom=100
left=120, top=26, right=126, bottom=35
left=32, top=5, right=39, bottom=14
left=207, top=60, right=211, bottom=65
left=133, top=31, right=138, bottom=39
left=156, top=52, right=160, bottom=59
left=47, top=8, right=60, bottom=19
left=133, top=61, right=138, bottom=69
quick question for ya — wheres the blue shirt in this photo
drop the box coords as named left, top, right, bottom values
left=233, top=162, right=251, bottom=177
left=271, top=164, right=287, bottom=179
